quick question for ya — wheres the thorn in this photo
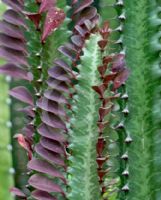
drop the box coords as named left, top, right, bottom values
left=122, top=107, right=129, bottom=114
left=122, top=184, right=129, bottom=192
left=7, top=144, right=13, bottom=151
left=6, top=98, right=12, bottom=105
left=119, top=13, right=126, bottom=20
left=36, top=78, right=43, bottom=83
left=122, top=169, right=129, bottom=176
left=116, top=0, right=124, bottom=6
left=37, top=65, right=42, bottom=70
left=121, top=152, right=128, bottom=160
left=116, top=122, right=125, bottom=129
left=36, top=92, right=41, bottom=97
left=32, top=107, right=36, bottom=112
left=35, top=52, right=41, bottom=57
left=125, top=135, right=133, bottom=144
left=121, top=93, right=128, bottom=99
left=115, top=25, right=123, bottom=32
left=5, top=76, right=11, bottom=83
left=6, top=121, right=12, bottom=128
left=9, top=168, right=15, bottom=174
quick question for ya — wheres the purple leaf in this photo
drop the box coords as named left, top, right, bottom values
left=29, top=174, right=65, bottom=194
left=2, top=0, right=23, bottom=12
left=18, top=106, right=35, bottom=118
left=41, top=111, right=66, bottom=130
left=39, top=0, right=56, bottom=13
left=0, top=47, right=27, bottom=66
left=0, top=64, right=32, bottom=80
left=58, top=46, right=76, bottom=61
left=73, top=0, right=93, bottom=15
left=10, top=187, right=26, bottom=198
left=54, top=59, right=72, bottom=73
left=76, top=7, right=97, bottom=25
left=3, top=9, right=26, bottom=28
left=113, top=69, right=130, bottom=90
left=32, top=190, right=57, bottom=200
left=0, top=33, right=27, bottom=53
left=41, top=7, right=65, bottom=43
left=37, top=97, right=66, bottom=116
left=71, top=35, right=84, bottom=47
left=38, top=123, right=66, bottom=143
left=22, top=124, right=34, bottom=139
left=28, top=158, right=66, bottom=182
left=47, top=78, right=69, bottom=93
left=35, top=143, right=65, bottom=166
left=44, top=89, right=68, bottom=104
left=0, top=20, right=25, bottom=40
left=74, top=24, right=88, bottom=37
left=48, top=66, right=70, bottom=82
left=40, top=137, right=65, bottom=154
left=9, top=86, right=34, bottom=105
left=112, top=54, right=126, bottom=72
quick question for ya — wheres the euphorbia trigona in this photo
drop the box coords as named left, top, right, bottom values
left=0, top=0, right=161, bottom=200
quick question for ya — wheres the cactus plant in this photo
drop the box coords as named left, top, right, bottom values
left=0, top=0, right=161, bottom=200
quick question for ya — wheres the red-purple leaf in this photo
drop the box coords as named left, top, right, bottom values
left=38, top=123, right=66, bottom=142
left=35, top=143, right=65, bottom=166
left=32, top=190, right=57, bottom=200
left=96, top=137, right=106, bottom=156
left=103, top=93, right=120, bottom=107
left=0, top=64, right=31, bottom=80
left=3, top=9, right=26, bottom=28
left=40, top=137, right=65, bottom=154
left=29, top=174, right=65, bottom=194
left=99, top=106, right=113, bottom=121
left=14, top=134, right=32, bottom=160
left=41, top=111, right=66, bottom=130
left=92, top=84, right=107, bottom=99
left=28, top=158, right=66, bottom=182
left=99, top=21, right=110, bottom=39
left=98, top=65, right=108, bottom=77
left=98, top=39, right=108, bottom=50
left=24, top=12, right=41, bottom=29
left=41, top=7, right=65, bottom=43
left=103, top=73, right=117, bottom=85
left=10, top=187, right=26, bottom=198
left=9, top=86, right=34, bottom=105
left=39, top=0, right=56, bottom=13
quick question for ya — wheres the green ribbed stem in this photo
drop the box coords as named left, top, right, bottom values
left=123, top=0, right=159, bottom=199
left=68, top=34, right=101, bottom=200
left=0, top=75, right=14, bottom=200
